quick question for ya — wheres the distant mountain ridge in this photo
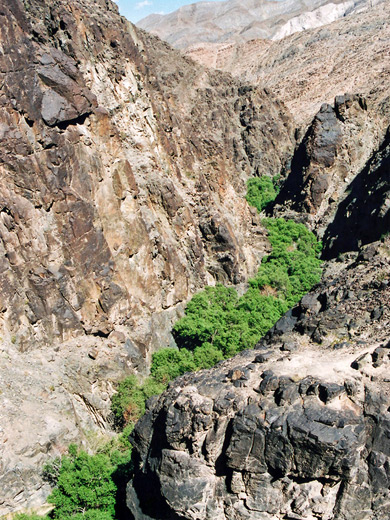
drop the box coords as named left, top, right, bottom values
left=137, top=0, right=383, bottom=49
left=184, top=0, right=390, bottom=126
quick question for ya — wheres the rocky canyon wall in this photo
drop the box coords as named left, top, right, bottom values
left=126, top=3, right=390, bottom=518
left=1, top=0, right=389, bottom=515
left=0, top=0, right=294, bottom=356
left=0, top=0, right=295, bottom=512
left=128, top=236, right=390, bottom=520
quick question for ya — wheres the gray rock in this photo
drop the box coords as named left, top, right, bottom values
left=41, top=90, right=79, bottom=126
left=128, top=343, right=388, bottom=519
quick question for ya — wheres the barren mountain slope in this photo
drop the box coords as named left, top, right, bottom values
left=0, top=0, right=295, bottom=512
left=186, top=1, right=390, bottom=126
left=137, top=0, right=384, bottom=49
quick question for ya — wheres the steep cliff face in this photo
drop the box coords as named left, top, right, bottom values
left=323, top=127, right=390, bottom=258
left=1, top=0, right=294, bottom=355
left=272, top=95, right=381, bottom=230
left=0, top=0, right=296, bottom=513
left=2, top=0, right=389, bottom=515
left=269, top=92, right=390, bottom=260
left=128, top=237, right=390, bottom=520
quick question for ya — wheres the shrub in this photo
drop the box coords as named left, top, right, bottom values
left=173, top=285, right=239, bottom=351
left=245, top=176, right=279, bottom=212
left=47, top=445, right=116, bottom=520
left=111, top=375, right=165, bottom=429
left=150, top=348, right=197, bottom=383
left=250, top=218, right=323, bottom=307
left=171, top=218, right=322, bottom=362
left=193, top=343, right=224, bottom=369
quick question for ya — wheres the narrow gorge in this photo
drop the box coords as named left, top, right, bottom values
left=0, top=0, right=389, bottom=519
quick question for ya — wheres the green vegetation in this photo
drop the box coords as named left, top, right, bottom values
left=150, top=342, right=224, bottom=383
left=111, top=375, right=166, bottom=429
left=36, top=185, right=322, bottom=520
left=171, top=218, right=322, bottom=358
left=39, top=437, right=132, bottom=520
left=245, top=175, right=280, bottom=212
left=34, top=376, right=162, bottom=520
left=47, top=445, right=116, bottom=520
left=111, top=217, right=322, bottom=437
left=14, top=515, right=50, bottom=520
left=250, top=218, right=323, bottom=308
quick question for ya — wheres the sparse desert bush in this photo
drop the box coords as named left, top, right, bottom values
left=111, top=375, right=165, bottom=429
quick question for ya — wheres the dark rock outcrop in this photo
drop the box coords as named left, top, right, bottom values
left=272, top=94, right=384, bottom=240
left=128, top=239, right=390, bottom=519
left=323, top=127, right=390, bottom=258
left=128, top=353, right=389, bottom=519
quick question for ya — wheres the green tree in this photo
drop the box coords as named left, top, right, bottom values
left=47, top=446, right=116, bottom=520
left=246, top=176, right=279, bottom=212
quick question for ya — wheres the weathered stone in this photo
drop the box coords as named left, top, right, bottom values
left=128, top=234, right=390, bottom=519
left=0, top=0, right=298, bottom=510
left=88, top=347, right=98, bottom=360
left=372, top=347, right=387, bottom=367
left=318, top=382, right=345, bottom=403
left=351, top=352, right=372, bottom=370
left=254, top=351, right=273, bottom=363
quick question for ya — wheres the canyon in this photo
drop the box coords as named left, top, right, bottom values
left=0, top=0, right=389, bottom=518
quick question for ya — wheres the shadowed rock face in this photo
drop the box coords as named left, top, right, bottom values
left=0, top=0, right=296, bottom=513
left=323, top=128, right=390, bottom=258
left=275, top=101, right=344, bottom=214
left=128, top=239, right=390, bottom=520
left=271, top=94, right=388, bottom=244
